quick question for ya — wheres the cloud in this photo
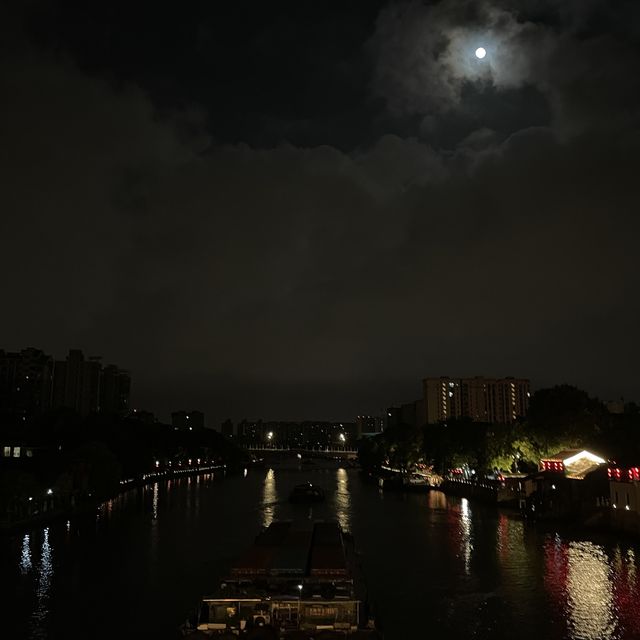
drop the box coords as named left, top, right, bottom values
left=1, top=12, right=640, bottom=422
left=370, top=2, right=548, bottom=115
left=370, top=0, right=640, bottom=139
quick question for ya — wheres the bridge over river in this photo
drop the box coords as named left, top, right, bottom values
left=244, top=445, right=358, bottom=460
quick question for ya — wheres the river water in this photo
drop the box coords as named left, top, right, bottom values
left=2, top=462, right=640, bottom=639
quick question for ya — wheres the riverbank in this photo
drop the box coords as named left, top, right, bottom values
left=0, top=462, right=228, bottom=535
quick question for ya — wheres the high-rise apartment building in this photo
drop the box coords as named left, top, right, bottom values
left=355, top=415, right=384, bottom=437
left=52, top=350, right=101, bottom=415
left=0, top=348, right=54, bottom=421
left=423, top=376, right=530, bottom=424
left=100, top=365, right=131, bottom=415
left=1, top=347, right=131, bottom=420
left=53, top=350, right=131, bottom=416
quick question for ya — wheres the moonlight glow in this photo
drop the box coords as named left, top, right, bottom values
left=475, top=47, right=487, bottom=59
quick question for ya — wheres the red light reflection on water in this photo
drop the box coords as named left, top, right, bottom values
left=612, top=547, right=640, bottom=638
left=544, top=535, right=640, bottom=640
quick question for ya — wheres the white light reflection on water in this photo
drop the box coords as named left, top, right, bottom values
left=262, top=469, right=277, bottom=527
left=30, top=528, right=53, bottom=638
left=627, top=548, right=636, bottom=585
left=152, top=482, right=159, bottom=520
left=194, top=477, right=200, bottom=519
left=335, top=468, right=351, bottom=532
left=460, top=497, right=473, bottom=575
left=19, top=534, right=32, bottom=574
left=566, top=541, right=618, bottom=640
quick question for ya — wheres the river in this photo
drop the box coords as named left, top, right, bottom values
left=2, top=461, right=640, bottom=639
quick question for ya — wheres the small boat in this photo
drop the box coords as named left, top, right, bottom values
left=289, top=482, right=325, bottom=503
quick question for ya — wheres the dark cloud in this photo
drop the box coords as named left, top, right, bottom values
left=1, top=1, right=639, bottom=423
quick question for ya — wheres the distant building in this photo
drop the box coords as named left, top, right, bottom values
left=100, top=365, right=131, bottom=415
left=606, top=399, right=625, bottom=415
left=172, top=410, right=205, bottom=430
left=423, top=376, right=530, bottom=424
left=382, top=401, right=425, bottom=429
left=0, top=347, right=54, bottom=421
left=401, top=399, right=426, bottom=428
left=128, top=409, right=156, bottom=424
left=1, top=347, right=131, bottom=420
left=52, top=350, right=131, bottom=416
left=608, top=460, right=640, bottom=523
left=236, top=419, right=264, bottom=441
left=384, top=407, right=402, bottom=430
left=221, top=419, right=234, bottom=438
left=355, top=415, right=383, bottom=437
left=234, top=420, right=355, bottom=448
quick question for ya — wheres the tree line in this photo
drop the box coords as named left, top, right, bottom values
left=358, top=385, right=640, bottom=476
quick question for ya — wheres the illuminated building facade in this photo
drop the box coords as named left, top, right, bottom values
left=423, top=376, right=530, bottom=424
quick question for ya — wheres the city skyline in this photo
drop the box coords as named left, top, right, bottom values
left=0, top=347, right=130, bottom=420
left=1, top=344, right=630, bottom=425
left=2, top=1, right=639, bottom=424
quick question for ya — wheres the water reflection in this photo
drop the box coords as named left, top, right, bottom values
left=459, top=498, right=473, bottom=575
left=194, top=477, right=200, bottom=519
left=626, top=548, right=636, bottom=583
left=544, top=536, right=630, bottom=639
left=19, top=534, right=32, bottom=574
left=335, top=468, right=351, bottom=532
left=428, top=490, right=447, bottom=510
left=614, top=547, right=640, bottom=638
left=30, top=528, right=53, bottom=638
left=262, top=469, right=277, bottom=527
left=152, top=482, right=159, bottom=520
left=566, top=541, right=617, bottom=639
left=8, top=469, right=640, bottom=640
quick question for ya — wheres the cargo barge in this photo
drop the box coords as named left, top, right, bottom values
left=184, top=520, right=381, bottom=638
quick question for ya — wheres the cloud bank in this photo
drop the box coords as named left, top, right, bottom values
left=1, top=1, right=639, bottom=421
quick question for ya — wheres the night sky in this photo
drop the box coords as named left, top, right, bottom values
left=2, top=0, right=639, bottom=423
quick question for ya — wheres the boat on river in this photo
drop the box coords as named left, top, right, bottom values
left=183, top=520, right=381, bottom=638
left=288, top=482, right=325, bottom=503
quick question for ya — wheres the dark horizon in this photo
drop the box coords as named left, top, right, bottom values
left=2, top=0, right=639, bottom=425
left=1, top=342, right=632, bottom=426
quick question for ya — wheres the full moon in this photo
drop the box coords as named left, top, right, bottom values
left=475, top=47, right=487, bottom=59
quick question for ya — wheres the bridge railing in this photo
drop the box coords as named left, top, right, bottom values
left=244, top=445, right=357, bottom=454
